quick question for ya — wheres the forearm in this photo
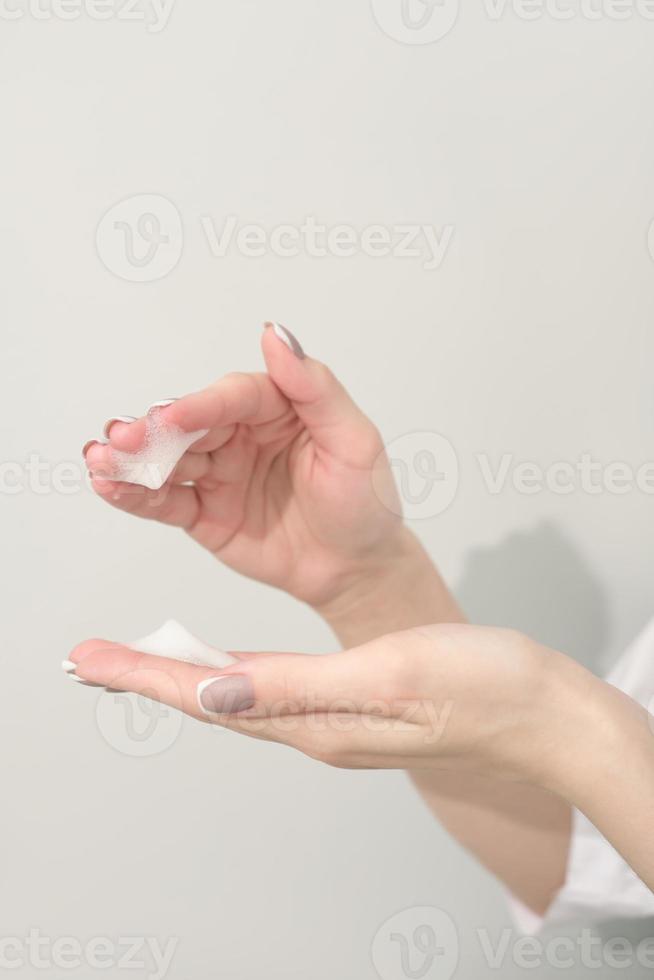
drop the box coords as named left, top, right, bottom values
left=317, top=528, right=464, bottom=646
left=316, top=528, right=571, bottom=915
left=544, top=659, right=654, bottom=890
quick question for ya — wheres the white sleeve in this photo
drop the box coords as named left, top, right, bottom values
left=506, top=617, right=654, bottom=931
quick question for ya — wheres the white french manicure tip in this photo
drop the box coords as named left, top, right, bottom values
left=270, top=322, right=305, bottom=359
left=148, top=399, right=178, bottom=411
left=82, top=438, right=108, bottom=458
left=62, top=660, right=77, bottom=674
left=67, top=673, right=103, bottom=687
left=197, top=676, right=227, bottom=717
left=103, top=416, right=137, bottom=438
left=272, top=323, right=290, bottom=345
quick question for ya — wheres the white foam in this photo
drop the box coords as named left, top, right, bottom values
left=110, top=410, right=208, bottom=491
left=129, top=620, right=236, bottom=668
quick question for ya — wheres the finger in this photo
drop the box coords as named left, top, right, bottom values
left=261, top=323, right=383, bottom=465
left=72, top=641, right=361, bottom=711
left=171, top=426, right=257, bottom=487
left=90, top=475, right=201, bottom=530
left=70, top=641, right=230, bottom=723
left=69, top=639, right=423, bottom=766
left=87, top=415, right=256, bottom=494
left=70, top=639, right=395, bottom=730
left=105, top=374, right=287, bottom=455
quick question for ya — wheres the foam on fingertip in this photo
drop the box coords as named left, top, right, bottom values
left=128, top=620, right=236, bottom=668
left=109, top=409, right=208, bottom=490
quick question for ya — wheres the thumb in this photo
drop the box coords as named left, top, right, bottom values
left=69, top=639, right=408, bottom=764
left=69, top=640, right=377, bottom=726
left=261, top=322, right=382, bottom=464
left=197, top=649, right=371, bottom=722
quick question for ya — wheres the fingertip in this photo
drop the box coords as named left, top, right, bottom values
left=91, top=474, right=121, bottom=497
left=82, top=439, right=107, bottom=463
left=69, top=638, right=119, bottom=665
left=261, top=323, right=319, bottom=403
left=107, top=417, right=147, bottom=452
left=85, top=442, right=111, bottom=471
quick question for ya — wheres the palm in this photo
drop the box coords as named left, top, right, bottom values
left=86, top=334, right=401, bottom=608
left=186, top=411, right=397, bottom=604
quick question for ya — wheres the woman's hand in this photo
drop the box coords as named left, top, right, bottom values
left=83, top=323, right=406, bottom=611
left=68, top=623, right=654, bottom=892
left=69, top=624, right=570, bottom=782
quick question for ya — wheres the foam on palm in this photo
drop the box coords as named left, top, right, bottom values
left=129, top=620, right=236, bottom=668
left=110, top=410, right=208, bottom=491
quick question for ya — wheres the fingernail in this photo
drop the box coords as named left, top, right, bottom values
left=62, top=660, right=77, bottom=674
left=82, top=438, right=108, bottom=458
left=265, top=322, right=305, bottom=360
left=103, top=415, right=137, bottom=439
left=66, top=673, right=104, bottom=688
left=148, top=399, right=178, bottom=412
left=197, top=675, right=255, bottom=717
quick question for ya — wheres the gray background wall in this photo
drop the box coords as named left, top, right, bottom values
left=1, top=1, right=653, bottom=977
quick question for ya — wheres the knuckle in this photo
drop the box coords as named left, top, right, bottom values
left=317, top=748, right=348, bottom=769
left=369, top=634, right=417, bottom=700
left=356, top=423, right=385, bottom=462
left=301, top=735, right=343, bottom=769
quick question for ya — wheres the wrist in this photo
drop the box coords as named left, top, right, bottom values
left=314, top=528, right=464, bottom=647
left=532, top=651, right=654, bottom=886
left=526, top=646, right=650, bottom=800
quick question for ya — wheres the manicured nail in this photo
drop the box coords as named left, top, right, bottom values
left=265, top=322, right=305, bottom=359
left=82, top=438, right=108, bottom=458
left=197, top=675, right=255, bottom=717
left=66, top=673, right=104, bottom=688
left=103, top=416, right=137, bottom=439
left=148, top=399, right=178, bottom=412
left=61, top=660, right=77, bottom=674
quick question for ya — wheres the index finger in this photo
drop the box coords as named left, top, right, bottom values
left=104, top=371, right=291, bottom=455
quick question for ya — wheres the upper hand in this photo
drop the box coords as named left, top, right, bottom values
left=83, top=323, right=403, bottom=609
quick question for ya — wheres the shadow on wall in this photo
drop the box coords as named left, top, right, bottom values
left=455, top=521, right=610, bottom=675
